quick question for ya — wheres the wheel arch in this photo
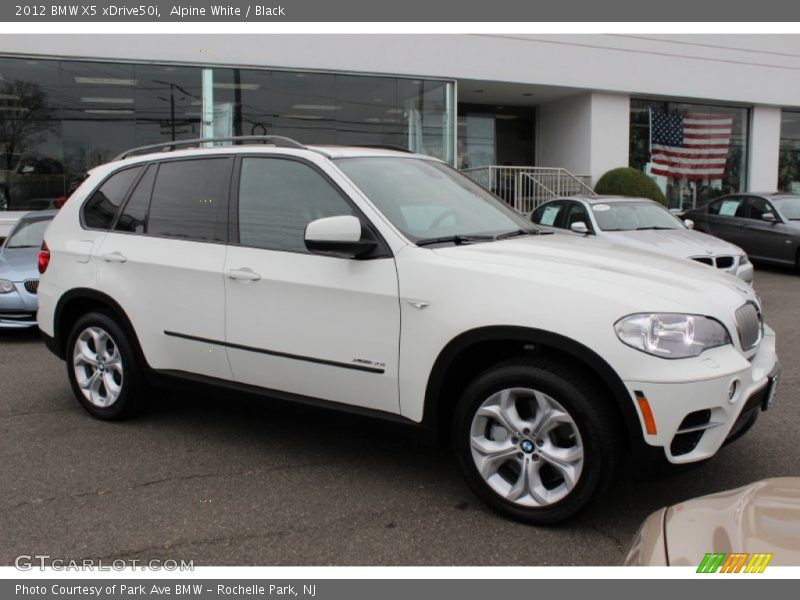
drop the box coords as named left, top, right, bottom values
left=52, top=288, right=144, bottom=365
left=422, top=326, right=644, bottom=450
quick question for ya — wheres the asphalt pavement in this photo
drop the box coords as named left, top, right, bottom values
left=1, top=265, right=798, bottom=566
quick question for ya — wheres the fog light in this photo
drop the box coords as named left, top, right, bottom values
left=728, top=380, right=739, bottom=403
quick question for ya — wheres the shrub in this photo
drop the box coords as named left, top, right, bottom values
left=594, top=167, right=666, bottom=206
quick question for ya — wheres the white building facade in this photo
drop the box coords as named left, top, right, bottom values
left=2, top=34, right=800, bottom=211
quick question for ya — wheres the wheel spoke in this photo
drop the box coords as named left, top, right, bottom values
left=539, top=444, right=583, bottom=491
left=79, top=370, right=100, bottom=390
left=508, top=459, right=549, bottom=505
left=103, top=372, right=122, bottom=398
left=477, top=389, right=528, bottom=434
left=470, top=437, right=518, bottom=479
left=533, top=406, right=571, bottom=436
left=74, top=340, right=98, bottom=367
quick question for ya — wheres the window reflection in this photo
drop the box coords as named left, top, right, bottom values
left=629, top=98, right=749, bottom=211
left=779, top=111, right=800, bottom=193
left=0, top=56, right=454, bottom=212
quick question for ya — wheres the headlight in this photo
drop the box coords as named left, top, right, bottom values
left=739, top=253, right=750, bottom=265
left=614, top=313, right=732, bottom=359
left=0, top=279, right=15, bottom=294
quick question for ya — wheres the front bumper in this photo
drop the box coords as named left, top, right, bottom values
left=625, top=326, right=779, bottom=464
left=0, top=281, right=38, bottom=329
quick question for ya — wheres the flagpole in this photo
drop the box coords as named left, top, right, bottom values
left=648, top=108, right=653, bottom=157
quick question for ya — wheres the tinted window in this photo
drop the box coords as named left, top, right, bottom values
left=742, top=197, right=773, bottom=220
left=147, top=158, right=232, bottom=242
left=564, top=203, right=592, bottom=230
left=83, top=166, right=143, bottom=230
left=532, top=202, right=566, bottom=228
left=238, top=158, right=354, bottom=253
left=115, top=164, right=155, bottom=234
left=709, top=197, right=743, bottom=217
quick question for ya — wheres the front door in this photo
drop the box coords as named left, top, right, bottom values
left=224, top=156, right=401, bottom=414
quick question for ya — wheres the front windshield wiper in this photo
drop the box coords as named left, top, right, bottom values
left=493, top=228, right=548, bottom=240
left=416, top=234, right=496, bottom=247
left=6, top=245, right=38, bottom=249
left=635, top=226, right=675, bottom=230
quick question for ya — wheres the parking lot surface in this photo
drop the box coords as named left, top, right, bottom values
left=1, top=266, right=798, bottom=566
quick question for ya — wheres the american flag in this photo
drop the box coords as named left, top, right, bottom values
left=650, top=111, right=733, bottom=180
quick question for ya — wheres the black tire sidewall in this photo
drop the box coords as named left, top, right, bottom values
left=66, top=311, right=141, bottom=420
left=453, top=361, right=616, bottom=525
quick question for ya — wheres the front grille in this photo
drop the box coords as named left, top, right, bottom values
left=691, top=256, right=714, bottom=266
left=23, top=279, right=39, bottom=295
left=735, top=302, right=763, bottom=351
left=671, top=410, right=712, bottom=456
left=716, top=256, right=734, bottom=269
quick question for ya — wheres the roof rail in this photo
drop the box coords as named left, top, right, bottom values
left=356, top=144, right=414, bottom=153
left=114, top=135, right=306, bottom=161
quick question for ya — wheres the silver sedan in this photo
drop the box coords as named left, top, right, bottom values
left=0, top=210, right=56, bottom=329
left=531, top=196, right=754, bottom=283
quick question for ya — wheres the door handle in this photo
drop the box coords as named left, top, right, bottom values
left=225, top=267, right=261, bottom=282
left=101, top=252, right=127, bottom=263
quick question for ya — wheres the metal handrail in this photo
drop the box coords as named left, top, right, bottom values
left=461, top=165, right=595, bottom=213
left=114, top=135, right=306, bottom=160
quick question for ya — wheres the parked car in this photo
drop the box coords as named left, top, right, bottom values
left=38, top=137, right=780, bottom=525
left=531, top=196, right=754, bottom=283
left=683, top=193, right=800, bottom=269
left=1, top=153, right=67, bottom=211
left=0, top=211, right=27, bottom=245
left=624, top=478, right=800, bottom=567
left=0, top=210, right=56, bottom=328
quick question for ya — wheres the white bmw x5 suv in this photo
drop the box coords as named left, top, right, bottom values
left=37, top=136, right=780, bottom=524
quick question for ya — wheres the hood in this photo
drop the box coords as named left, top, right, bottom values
left=0, top=246, right=40, bottom=282
left=663, top=478, right=800, bottom=567
left=601, top=228, right=743, bottom=259
left=431, top=232, right=755, bottom=312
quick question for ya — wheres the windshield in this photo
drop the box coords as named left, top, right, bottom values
left=335, top=157, right=536, bottom=243
left=5, top=218, right=51, bottom=249
left=775, top=196, right=800, bottom=220
left=592, top=201, right=684, bottom=232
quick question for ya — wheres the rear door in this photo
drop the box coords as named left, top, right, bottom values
left=704, top=196, right=745, bottom=245
left=94, top=157, right=233, bottom=380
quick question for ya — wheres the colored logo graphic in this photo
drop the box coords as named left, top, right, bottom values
left=697, top=552, right=773, bottom=573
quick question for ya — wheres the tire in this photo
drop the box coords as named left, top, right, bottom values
left=452, top=357, right=620, bottom=525
left=66, top=311, right=149, bottom=420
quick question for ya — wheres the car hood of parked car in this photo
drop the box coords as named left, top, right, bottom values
left=662, top=478, right=800, bottom=566
left=600, top=228, right=744, bottom=259
left=429, top=231, right=755, bottom=312
left=0, top=246, right=40, bottom=281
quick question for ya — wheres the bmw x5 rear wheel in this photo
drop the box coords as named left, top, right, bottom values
left=66, top=311, right=148, bottom=419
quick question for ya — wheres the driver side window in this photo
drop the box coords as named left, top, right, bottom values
left=238, top=158, right=355, bottom=253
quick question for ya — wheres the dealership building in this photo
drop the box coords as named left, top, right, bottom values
left=2, top=34, right=800, bottom=212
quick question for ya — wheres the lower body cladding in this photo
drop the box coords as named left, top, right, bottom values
left=627, top=327, right=779, bottom=463
left=0, top=282, right=39, bottom=329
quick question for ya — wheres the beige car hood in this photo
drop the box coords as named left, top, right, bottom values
left=665, top=478, right=800, bottom=566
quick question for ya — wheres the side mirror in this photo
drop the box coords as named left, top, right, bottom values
left=683, top=219, right=695, bottom=230
left=570, top=221, right=590, bottom=235
left=20, top=165, right=36, bottom=175
left=761, top=213, right=777, bottom=223
left=304, top=215, right=377, bottom=259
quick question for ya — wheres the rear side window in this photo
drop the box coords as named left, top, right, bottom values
left=532, top=202, right=565, bottom=227
left=115, top=164, right=155, bottom=234
left=82, top=166, right=143, bottom=230
left=238, top=158, right=355, bottom=253
left=147, top=158, right=232, bottom=242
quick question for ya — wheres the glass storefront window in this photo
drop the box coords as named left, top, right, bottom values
left=779, top=110, right=800, bottom=192
left=0, top=55, right=455, bottom=212
left=629, top=98, right=749, bottom=210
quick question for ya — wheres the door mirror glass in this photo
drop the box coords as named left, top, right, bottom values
left=683, top=219, right=695, bottom=229
left=761, top=212, right=777, bottom=223
left=304, top=215, right=376, bottom=259
left=570, top=221, right=590, bottom=234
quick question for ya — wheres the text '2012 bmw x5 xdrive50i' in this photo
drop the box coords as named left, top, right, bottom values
left=37, top=136, right=781, bottom=525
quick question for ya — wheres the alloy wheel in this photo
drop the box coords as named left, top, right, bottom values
left=469, top=387, right=584, bottom=507
left=72, top=326, right=124, bottom=408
